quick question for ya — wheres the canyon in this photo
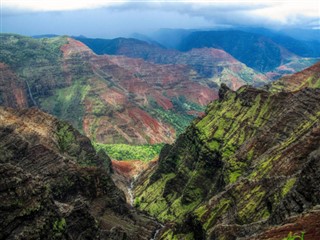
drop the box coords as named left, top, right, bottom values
left=1, top=62, right=319, bottom=240
left=0, top=31, right=320, bottom=240
left=3, top=32, right=315, bottom=147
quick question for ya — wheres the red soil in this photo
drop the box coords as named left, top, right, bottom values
left=128, top=107, right=160, bottom=133
left=112, top=159, right=157, bottom=180
left=251, top=210, right=320, bottom=240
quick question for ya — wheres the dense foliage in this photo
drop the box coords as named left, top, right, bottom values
left=94, top=143, right=164, bottom=161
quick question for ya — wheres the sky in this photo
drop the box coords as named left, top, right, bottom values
left=1, top=0, right=319, bottom=38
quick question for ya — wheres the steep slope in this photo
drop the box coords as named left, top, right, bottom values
left=134, top=62, right=320, bottom=239
left=0, top=34, right=218, bottom=144
left=0, top=106, right=159, bottom=239
left=270, top=62, right=320, bottom=92
left=266, top=57, right=319, bottom=81
left=76, top=36, right=268, bottom=90
left=179, top=30, right=319, bottom=72
left=0, top=63, right=28, bottom=108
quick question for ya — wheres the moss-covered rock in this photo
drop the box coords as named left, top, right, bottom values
left=135, top=63, right=320, bottom=239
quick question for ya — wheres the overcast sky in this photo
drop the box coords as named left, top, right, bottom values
left=1, top=0, right=319, bottom=38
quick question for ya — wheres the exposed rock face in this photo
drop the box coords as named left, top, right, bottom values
left=0, top=107, right=158, bottom=239
left=134, top=62, right=320, bottom=239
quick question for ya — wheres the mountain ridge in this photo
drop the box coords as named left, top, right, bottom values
left=133, top=62, right=320, bottom=239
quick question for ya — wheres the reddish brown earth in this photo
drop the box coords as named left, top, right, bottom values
left=0, top=35, right=220, bottom=144
left=271, top=61, right=320, bottom=91
left=112, top=160, right=157, bottom=180
left=250, top=208, right=320, bottom=240
left=61, top=38, right=218, bottom=144
left=111, top=159, right=158, bottom=205
left=0, top=35, right=271, bottom=145
left=0, top=63, right=28, bottom=108
left=96, top=39, right=269, bottom=91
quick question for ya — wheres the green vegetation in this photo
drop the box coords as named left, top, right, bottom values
left=282, top=178, right=296, bottom=197
left=93, top=143, right=164, bottom=161
left=0, top=34, right=92, bottom=132
left=53, top=218, right=66, bottom=237
left=0, top=34, right=67, bottom=69
left=307, top=76, right=320, bottom=89
left=147, top=97, right=204, bottom=135
left=161, top=229, right=194, bottom=240
left=135, top=173, right=176, bottom=220
left=203, top=199, right=231, bottom=230
left=151, top=107, right=194, bottom=135
left=56, top=123, right=75, bottom=153
left=136, top=83, right=314, bottom=234
left=41, top=80, right=90, bottom=131
left=237, top=186, right=268, bottom=223
left=171, top=96, right=204, bottom=113
left=282, top=232, right=305, bottom=240
left=134, top=197, right=141, bottom=207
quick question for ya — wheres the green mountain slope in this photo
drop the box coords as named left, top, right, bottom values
left=134, top=62, right=320, bottom=239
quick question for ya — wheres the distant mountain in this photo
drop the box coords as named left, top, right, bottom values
left=76, top=32, right=318, bottom=82
left=238, top=27, right=320, bottom=57
left=146, top=28, right=197, bottom=49
left=130, top=32, right=165, bottom=47
left=134, top=62, right=320, bottom=239
left=74, top=36, right=163, bottom=56
left=0, top=34, right=218, bottom=144
left=75, top=36, right=268, bottom=90
left=281, top=28, right=320, bottom=42
left=179, top=30, right=297, bottom=72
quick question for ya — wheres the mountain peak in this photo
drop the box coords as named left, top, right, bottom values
left=61, top=38, right=94, bottom=57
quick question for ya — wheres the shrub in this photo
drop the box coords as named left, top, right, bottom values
left=282, top=232, right=305, bottom=240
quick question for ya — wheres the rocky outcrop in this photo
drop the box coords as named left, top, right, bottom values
left=0, top=107, right=159, bottom=239
left=134, top=62, right=320, bottom=239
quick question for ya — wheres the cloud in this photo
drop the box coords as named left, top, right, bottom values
left=2, top=0, right=125, bottom=12
left=2, top=0, right=319, bottom=28
left=1, top=0, right=319, bottom=38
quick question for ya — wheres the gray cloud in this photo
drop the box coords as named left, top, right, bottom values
left=1, top=1, right=319, bottom=37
